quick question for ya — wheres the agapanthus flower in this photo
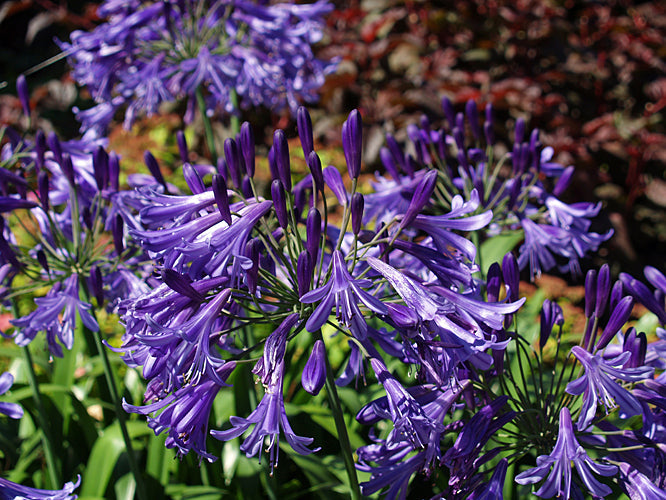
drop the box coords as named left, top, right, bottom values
left=0, top=372, right=23, bottom=419
left=566, top=345, right=653, bottom=430
left=371, top=97, right=612, bottom=279
left=0, top=476, right=80, bottom=500
left=515, top=407, right=618, bottom=499
left=60, top=0, right=338, bottom=132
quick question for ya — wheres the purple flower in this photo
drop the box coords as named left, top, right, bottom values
left=618, top=463, right=666, bottom=500
left=566, top=346, right=653, bottom=430
left=0, top=372, right=23, bottom=419
left=468, top=458, right=508, bottom=500
left=515, top=407, right=618, bottom=499
left=60, top=0, right=337, bottom=132
left=12, top=275, right=99, bottom=357
left=301, top=250, right=387, bottom=337
left=211, top=315, right=318, bottom=469
left=124, top=363, right=235, bottom=461
left=302, top=339, right=326, bottom=395
left=0, top=476, right=80, bottom=500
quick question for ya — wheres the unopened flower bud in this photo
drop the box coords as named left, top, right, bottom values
left=162, top=268, right=204, bottom=302
left=343, top=109, right=362, bottom=179
left=380, top=147, right=400, bottom=181
left=38, top=170, right=49, bottom=211
left=46, top=132, right=63, bottom=165
left=502, top=253, right=519, bottom=302
left=273, top=129, right=291, bottom=191
left=307, top=151, right=324, bottom=194
left=553, top=166, right=574, bottom=197
left=143, top=151, right=166, bottom=190
left=385, top=133, right=405, bottom=171
left=36, top=249, right=49, bottom=275
left=441, top=96, right=455, bottom=130
left=465, top=100, right=481, bottom=140
left=245, top=239, right=259, bottom=295
left=623, top=328, right=646, bottom=368
left=240, top=122, right=255, bottom=178
left=271, top=179, right=288, bottom=229
left=585, top=269, right=597, bottom=319
left=609, top=280, right=623, bottom=311
left=596, top=296, right=634, bottom=351
left=306, top=208, right=321, bottom=262
left=387, top=303, right=419, bottom=329
left=176, top=130, right=188, bottom=164
left=540, top=299, right=563, bottom=349
left=514, top=117, right=525, bottom=144
left=297, top=107, right=314, bottom=157
left=297, top=251, right=312, bottom=297
left=93, top=146, right=109, bottom=191
left=109, top=152, right=120, bottom=191
left=61, top=154, right=75, bottom=186
left=35, top=130, right=46, bottom=171
left=183, top=163, right=205, bottom=194
left=487, top=263, right=502, bottom=303
left=302, top=339, right=326, bottom=395
left=212, top=174, right=232, bottom=225
left=16, top=75, right=30, bottom=117
left=112, top=214, right=124, bottom=256
left=401, top=170, right=438, bottom=229
left=224, top=138, right=242, bottom=189
left=484, top=103, right=495, bottom=144
left=595, top=264, right=611, bottom=318
left=351, top=192, right=364, bottom=235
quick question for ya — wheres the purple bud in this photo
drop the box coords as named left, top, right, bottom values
left=224, top=138, right=242, bottom=188
left=241, top=176, right=253, bottom=199
left=623, top=329, right=646, bottom=368
left=484, top=103, right=495, bottom=144
left=380, top=147, right=400, bottom=181
left=540, top=299, right=563, bottom=348
left=351, top=192, right=364, bottom=235
left=36, top=249, right=49, bottom=275
left=465, top=100, right=481, bottom=140
left=143, top=151, right=166, bottom=189
left=162, top=268, right=204, bottom=302
left=401, top=170, right=438, bottom=229
left=271, top=179, right=288, bottom=229
left=93, top=146, right=109, bottom=191
left=46, top=132, right=63, bottom=165
left=61, top=153, right=75, bottom=186
left=419, top=115, right=432, bottom=138
left=404, top=154, right=416, bottom=178
left=514, top=118, right=526, bottom=144
left=176, top=130, right=189, bottom=164
left=441, top=96, right=455, bottom=130
left=112, top=214, right=124, bottom=256
left=182, top=163, right=204, bottom=194
left=585, top=269, right=597, bottom=318
left=212, top=174, right=232, bottom=225
left=273, top=130, right=291, bottom=191
left=553, top=166, right=574, bottom=197
left=610, top=280, right=623, bottom=311
left=302, top=339, right=326, bottom=395
left=529, top=129, right=540, bottom=170
left=645, top=266, right=666, bottom=295
left=34, top=130, right=46, bottom=171
left=453, top=126, right=465, bottom=152
left=297, top=251, right=312, bottom=297
left=502, top=253, right=519, bottom=302
left=487, top=262, right=502, bottom=303
left=90, top=265, right=104, bottom=307
left=307, top=151, right=324, bottom=193
left=595, top=265, right=611, bottom=318
left=387, top=303, right=419, bottom=329
left=596, top=296, right=634, bottom=350
left=385, top=133, right=406, bottom=171
left=306, top=207, right=321, bottom=262
left=109, top=152, right=120, bottom=192
left=38, top=170, right=49, bottom=211
left=216, top=157, right=228, bottom=182
left=240, top=122, right=255, bottom=178
left=297, top=107, right=314, bottom=157
left=620, top=273, right=666, bottom=324
left=245, top=240, right=259, bottom=295
left=16, top=75, right=30, bottom=117
left=267, top=146, right=278, bottom=182
left=343, top=109, right=362, bottom=179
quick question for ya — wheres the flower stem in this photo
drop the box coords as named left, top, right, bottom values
left=21, top=345, right=62, bottom=489
left=196, top=87, right=218, bottom=165
left=229, top=88, right=240, bottom=136
left=314, top=330, right=361, bottom=500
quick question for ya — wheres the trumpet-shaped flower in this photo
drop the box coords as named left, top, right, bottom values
left=515, top=407, right=618, bottom=499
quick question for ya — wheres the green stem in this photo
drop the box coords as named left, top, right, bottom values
left=229, top=88, right=240, bottom=136
left=196, top=87, right=218, bottom=165
left=21, top=345, right=61, bottom=489
left=314, top=330, right=361, bottom=500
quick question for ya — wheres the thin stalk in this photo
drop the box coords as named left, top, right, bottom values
left=229, top=89, right=241, bottom=136
left=196, top=87, right=218, bottom=165
left=21, top=345, right=61, bottom=489
left=314, top=330, right=361, bottom=500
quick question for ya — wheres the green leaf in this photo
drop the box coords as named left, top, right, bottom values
left=479, top=230, right=524, bottom=275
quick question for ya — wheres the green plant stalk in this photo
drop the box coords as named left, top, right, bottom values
left=196, top=87, right=218, bottom=165
left=21, top=345, right=62, bottom=489
left=229, top=88, right=241, bottom=136
left=314, top=330, right=361, bottom=500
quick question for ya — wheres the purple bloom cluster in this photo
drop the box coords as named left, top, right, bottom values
left=59, top=0, right=337, bottom=132
left=370, top=97, right=613, bottom=279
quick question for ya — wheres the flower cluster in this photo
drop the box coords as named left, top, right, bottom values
left=59, top=0, right=337, bottom=133
left=371, top=97, right=613, bottom=279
